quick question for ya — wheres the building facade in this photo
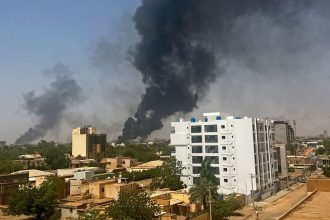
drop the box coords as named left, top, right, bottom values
left=170, top=112, right=277, bottom=199
left=72, top=126, right=106, bottom=160
left=274, top=121, right=295, bottom=145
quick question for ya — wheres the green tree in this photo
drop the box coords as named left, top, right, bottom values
left=323, top=165, right=330, bottom=177
left=0, top=160, right=23, bottom=174
left=79, top=209, right=107, bottom=220
left=212, top=195, right=243, bottom=219
left=189, top=159, right=218, bottom=210
left=151, top=158, right=185, bottom=190
left=107, top=189, right=160, bottom=220
left=6, top=178, right=60, bottom=219
left=44, top=146, right=69, bottom=169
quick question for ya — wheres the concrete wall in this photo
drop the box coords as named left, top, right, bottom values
left=234, top=118, right=255, bottom=195
left=274, top=123, right=288, bottom=144
left=307, top=178, right=330, bottom=192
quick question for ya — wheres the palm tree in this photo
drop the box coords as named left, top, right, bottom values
left=189, top=158, right=219, bottom=210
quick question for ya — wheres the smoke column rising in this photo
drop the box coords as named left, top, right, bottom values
left=120, top=0, right=315, bottom=140
left=15, top=63, right=83, bottom=144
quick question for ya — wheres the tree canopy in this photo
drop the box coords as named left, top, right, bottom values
left=212, top=195, right=244, bottom=219
left=189, top=158, right=218, bottom=210
left=6, top=177, right=61, bottom=219
left=107, top=189, right=160, bottom=220
left=151, top=158, right=186, bottom=190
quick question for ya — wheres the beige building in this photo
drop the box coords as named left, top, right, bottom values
left=79, top=179, right=141, bottom=200
left=72, top=126, right=106, bottom=160
left=127, top=160, right=164, bottom=172
left=100, top=157, right=136, bottom=171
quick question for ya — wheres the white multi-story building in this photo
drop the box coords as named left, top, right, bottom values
left=171, top=112, right=277, bottom=199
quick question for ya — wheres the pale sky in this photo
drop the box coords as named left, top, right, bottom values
left=1, top=0, right=330, bottom=144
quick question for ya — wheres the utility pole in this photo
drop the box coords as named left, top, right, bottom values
left=250, top=174, right=255, bottom=209
left=208, top=186, right=212, bottom=220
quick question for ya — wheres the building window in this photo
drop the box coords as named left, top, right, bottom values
left=205, top=125, right=217, bottom=132
left=205, top=135, right=218, bottom=143
left=221, top=136, right=226, bottom=140
left=192, top=135, right=202, bottom=143
left=234, top=179, right=236, bottom=182
left=223, top=167, right=228, bottom=172
left=222, top=146, right=226, bottom=150
left=205, top=145, right=218, bottom=153
left=232, top=157, right=235, bottom=160
left=205, top=156, right=219, bottom=164
left=102, top=188, right=104, bottom=193
left=223, top=157, right=227, bottom=161
left=221, top=125, right=225, bottom=129
left=224, top=179, right=228, bottom=183
left=191, top=126, right=202, bottom=133
left=215, top=178, right=220, bottom=185
left=192, top=156, right=203, bottom=164
left=193, top=166, right=201, bottom=174
left=192, top=146, right=203, bottom=153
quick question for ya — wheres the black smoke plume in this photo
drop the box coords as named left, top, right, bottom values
left=15, top=63, right=82, bottom=144
left=120, top=0, right=313, bottom=140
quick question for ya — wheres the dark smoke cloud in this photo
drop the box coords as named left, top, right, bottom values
left=15, top=63, right=83, bottom=144
left=120, top=0, right=315, bottom=140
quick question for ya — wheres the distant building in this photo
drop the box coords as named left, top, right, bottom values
left=171, top=112, right=277, bottom=199
left=72, top=126, right=106, bottom=160
left=274, top=121, right=295, bottom=145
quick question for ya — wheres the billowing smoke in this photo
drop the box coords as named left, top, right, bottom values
left=15, top=63, right=82, bottom=144
left=120, top=0, right=314, bottom=140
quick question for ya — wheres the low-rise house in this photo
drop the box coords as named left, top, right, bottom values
left=57, top=167, right=98, bottom=177
left=100, top=157, right=136, bottom=172
left=59, top=195, right=112, bottom=220
left=13, top=154, right=46, bottom=169
left=11, top=169, right=55, bottom=185
left=127, top=160, right=164, bottom=172
left=80, top=179, right=137, bottom=200
left=58, top=202, right=86, bottom=220
left=71, top=159, right=96, bottom=168
left=151, top=189, right=205, bottom=220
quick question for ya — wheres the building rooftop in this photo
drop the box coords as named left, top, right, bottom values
left=134, top=160, right=164, bottom=168
left=12, top=169, right=55, bottom=178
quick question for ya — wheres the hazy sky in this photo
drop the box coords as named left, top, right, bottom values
left=0, top=0, right=140, bottom=143
left=1, top=0, right=330, bottom=144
